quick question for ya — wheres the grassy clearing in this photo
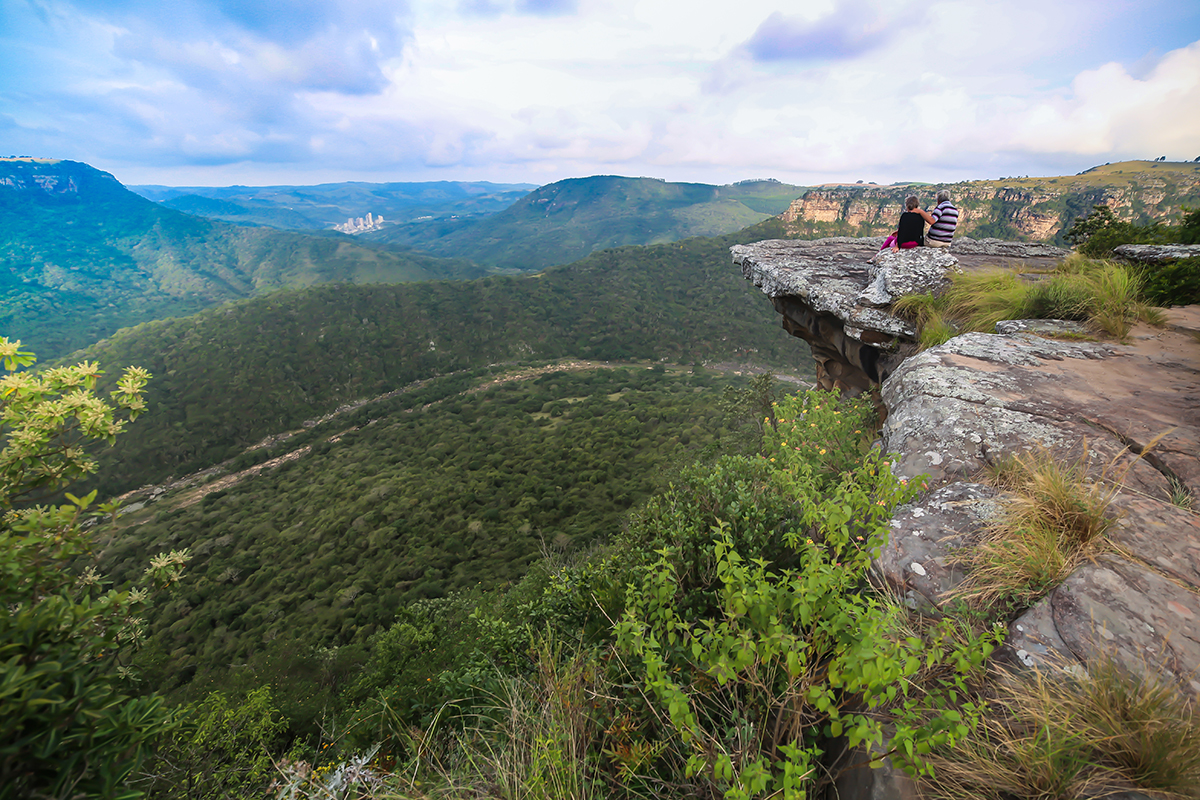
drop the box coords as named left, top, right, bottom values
left=920, top=655, right=1200, bottom=800
left=894, top=256, right=1166, bottom=347
left=947, top=446, right=1123, bottom=611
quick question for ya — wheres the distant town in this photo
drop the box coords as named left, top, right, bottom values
left=334, top=212, right=386, bottom=234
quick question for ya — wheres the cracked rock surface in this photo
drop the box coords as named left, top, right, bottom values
left=880, top=309, right=1200, bottom=692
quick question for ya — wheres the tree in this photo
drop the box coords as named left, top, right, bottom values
left=0, top=337, right=187, bottom=799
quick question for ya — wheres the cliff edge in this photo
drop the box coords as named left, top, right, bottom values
left=736, top=236, right=1200, bottom=698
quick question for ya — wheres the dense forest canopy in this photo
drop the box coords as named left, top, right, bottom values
left=75, top=220, right=809, bottom=496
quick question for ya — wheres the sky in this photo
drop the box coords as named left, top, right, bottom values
left=2, top=0, right=1199, bottom=188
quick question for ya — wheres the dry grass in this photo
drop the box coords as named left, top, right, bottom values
left=948, top=446, right=1123, bottom=610
left=894, top=257, right=1166, bottom=348
left=381, top=638, right=605, bottom=800
left=920, top=656, right=1200, bottom=800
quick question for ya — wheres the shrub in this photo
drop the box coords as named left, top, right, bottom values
left=1137, top=255, right=1200, bottom=307
left=0, top=337, right=187, bottom=800
left=613, top=391, right=1003, bottom=798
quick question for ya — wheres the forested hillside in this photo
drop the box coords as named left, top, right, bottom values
left=0, top=158, right=484, bottom=360
left=367, top=176, right=808, bottom=270
left=101, top=363, right=770, bottom=699
left=77, top=219, right=808, bottom=496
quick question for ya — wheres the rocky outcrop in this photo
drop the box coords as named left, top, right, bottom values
left=739, top=236, right=1200, bottom=797
left=878, top=322, right=1200, bottom=690
left=1114, top=243, right=1200, bottom=263
left=733, top=237, right=1068, bottom=392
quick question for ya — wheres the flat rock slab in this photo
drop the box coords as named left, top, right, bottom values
left=733, top=237, right=1069, bottom=342
left=881, top=329, right=1200, bottom=499
left=733, top=238, right=919, bottom=340
left=1008, top=556, right=1200, bottom=695
left=881, top=318, right=1200, bottom=694
left=1114, top=243, right=1200, bottom=263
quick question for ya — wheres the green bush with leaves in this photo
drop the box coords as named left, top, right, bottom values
left=140, top=687, right=287, bottom=800
left=614, top=391, right=1003, bottom=798
left=1065, top=204, right=1200, bottom=306
left=0, top=337, right=186, bottom=800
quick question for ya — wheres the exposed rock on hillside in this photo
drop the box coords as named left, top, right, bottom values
left=738, top=236, right=1200, bottom=685
left=1114, top=243, right=1200, bottom=263
left=881, top=318, right=1200, bottom=692
left=740, top=236, right=1200, bottom=798
left=778, top=161, right=1200, bottom=243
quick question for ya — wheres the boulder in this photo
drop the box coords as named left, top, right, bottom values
left=857, top=248, right=961, bottom=308
left=1114, top=243, right=1200, bottom=263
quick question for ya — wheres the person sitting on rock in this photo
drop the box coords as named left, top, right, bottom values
left=890, top=195, right=935, bottom=251
left=925, top=190, right=959, bottom=248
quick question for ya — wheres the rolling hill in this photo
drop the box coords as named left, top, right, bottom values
left=0, top=158, right=485, bottom=360
left=364, top=176, right=810, bottom=270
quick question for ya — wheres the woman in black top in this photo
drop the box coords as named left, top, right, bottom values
left=890, top=195, right=936, bottom=251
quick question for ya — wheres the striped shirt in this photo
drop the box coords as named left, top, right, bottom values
left=928, top=200, right=959, bottom=243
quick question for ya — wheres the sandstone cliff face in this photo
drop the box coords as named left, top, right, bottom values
left=780, top=162, right=1200, bottom=243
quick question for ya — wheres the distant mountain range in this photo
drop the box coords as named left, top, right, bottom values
left=130, top=180, right=538, bottom=230
left=8, top=156, right=1197, bottom=365
left=1, top=161, right=812, bottom=359
left=364, top=176, right=810, bottom=271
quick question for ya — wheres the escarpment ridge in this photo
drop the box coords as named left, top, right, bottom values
left=779, top=160, right=1200, bottom=243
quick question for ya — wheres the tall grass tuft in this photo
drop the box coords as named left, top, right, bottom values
left=921, top=657, right=1200, bottom=799
left=893, top=293, right=957, bottom=348
left=951, top=446, right=1123, bottom=609
left=383, top=637, right=604, bottom=800
left=896, top=257, right=1166, bottom=347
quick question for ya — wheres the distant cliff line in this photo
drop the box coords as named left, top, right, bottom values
left=779, top=160, right=1200, bottom=245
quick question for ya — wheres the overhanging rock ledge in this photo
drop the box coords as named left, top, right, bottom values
left=732, top=236, right=1067, bottom=392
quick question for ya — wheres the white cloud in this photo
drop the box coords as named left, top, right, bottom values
left=2, top=0, right=1197, bottom=185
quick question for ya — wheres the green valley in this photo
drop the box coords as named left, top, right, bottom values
left=75, top=219, right=807, bottom=497
left=0, top=158, right=485, bottom=361
left=100, top=362, right=782, bottom=698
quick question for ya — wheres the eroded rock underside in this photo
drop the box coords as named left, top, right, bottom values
left=739, top=236, right=1200, bottom=797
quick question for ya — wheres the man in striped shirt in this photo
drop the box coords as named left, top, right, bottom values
left=926, top=190, right=958, bottom=248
